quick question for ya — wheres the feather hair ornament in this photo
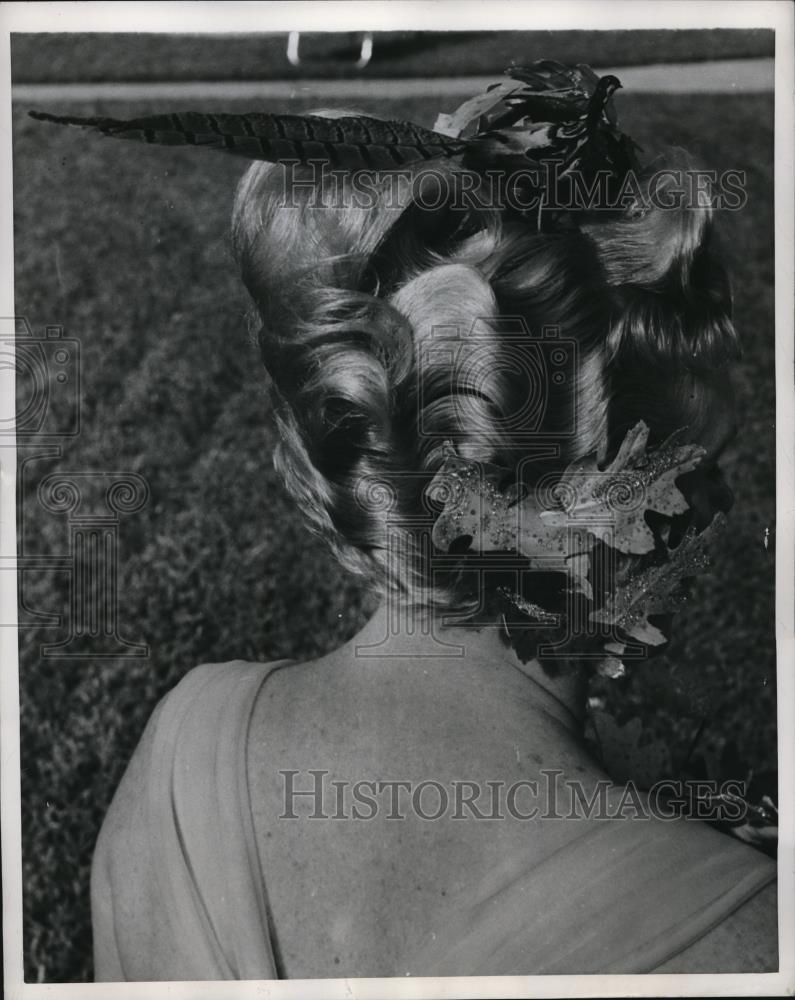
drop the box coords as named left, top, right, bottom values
left=30, top=60, right=641, bottom=227
left=28, top=109, right=467, bottom=170
left=30, top=72, right=727, bottom=679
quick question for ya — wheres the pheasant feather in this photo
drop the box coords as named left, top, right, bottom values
left=30, top=62, right=642, bottom=229
left=28, top=110, right=466, bottom=170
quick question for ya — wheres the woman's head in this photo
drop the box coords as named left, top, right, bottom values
left=232, top=128, right=739, bottom=611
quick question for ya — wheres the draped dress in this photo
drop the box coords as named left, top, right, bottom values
left=91, top=660, right=776, bottom=981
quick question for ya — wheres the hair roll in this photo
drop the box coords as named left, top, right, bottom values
left=582, top=151, right=739, bottom=366
left=232, top=132, right=740, bottom=608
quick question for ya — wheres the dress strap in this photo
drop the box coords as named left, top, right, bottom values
left=145, top=659, right=293, bottom=980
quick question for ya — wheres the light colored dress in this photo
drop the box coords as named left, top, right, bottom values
left=91, top=660, right=776, bottom=981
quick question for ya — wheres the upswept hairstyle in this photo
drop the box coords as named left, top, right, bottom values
left=231, top=126, right=739, bottom=612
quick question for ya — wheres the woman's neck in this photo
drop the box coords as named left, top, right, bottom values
left=340, top=599, right=588, bottom=733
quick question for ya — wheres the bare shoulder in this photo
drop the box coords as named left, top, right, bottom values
left=247, top=650, right=431, bottom=764
left=654, top=876, right=778, bottom=973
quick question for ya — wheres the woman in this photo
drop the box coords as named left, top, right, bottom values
left=40, top=67, right=776, bottom=979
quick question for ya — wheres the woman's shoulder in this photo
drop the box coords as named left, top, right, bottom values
left=95, top=658, right=294, bottom=850
left=99, top=658, right=291, bottom=816
left=587, top=794, right=778, bottom=972
left=91, top=658, right=293, bottom=981
left=245, top=657, right=779, bottom=976
left=409, top=787, right=777, bottom=976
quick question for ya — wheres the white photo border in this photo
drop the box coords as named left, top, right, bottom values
left=1, top=2, right=792, bottom=998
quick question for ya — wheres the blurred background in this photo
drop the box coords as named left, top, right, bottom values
left=12, top=29, right=776, bottom=982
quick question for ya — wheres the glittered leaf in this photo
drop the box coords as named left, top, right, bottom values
left=494, top=584, right=593, bottom=670
left=427, top=433, right=727, bottom=679
left=559, top=421, right=706, bottom=555
left=497, top=587, right=561, bottom=626
left=589, top=513, right=726, bottom=645
left=428, top=444, right=592, bottom=597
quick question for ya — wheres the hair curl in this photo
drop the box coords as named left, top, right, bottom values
left=231, top=124, right=739, bottom=612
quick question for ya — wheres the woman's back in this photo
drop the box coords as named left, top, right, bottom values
left=249, top=640, right=777, bottom=978
left=249, top=637, right=602, bottom=977
left=92, top=619, right=777, bottom=980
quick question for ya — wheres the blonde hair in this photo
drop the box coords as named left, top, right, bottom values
left=231, top=137, right=739, bottom=612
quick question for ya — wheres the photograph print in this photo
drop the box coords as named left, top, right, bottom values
left=3, top=4, right=791, bottom=994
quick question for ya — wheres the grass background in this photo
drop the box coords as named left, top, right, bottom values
left=10, top=29, right=775, bottom=81
left=13, top=58, right=775, bottom=983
